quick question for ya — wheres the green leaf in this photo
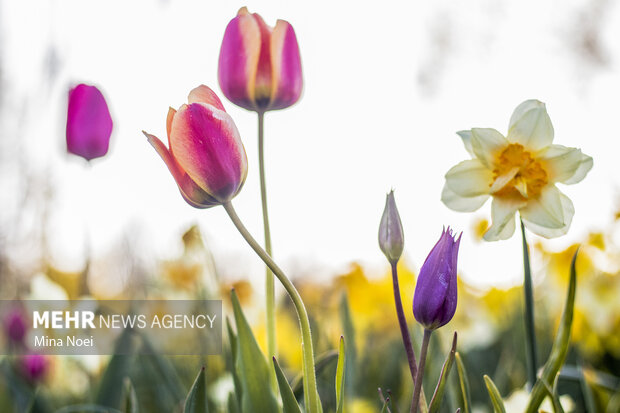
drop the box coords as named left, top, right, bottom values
left=540, top=378, right=564, bottom=413
left=227, top=393, right=240, bottom=413
left=483, top=375, right=506, bottom=413
left=96, top=329, right=136, bottom=408
left=138, top=333, right=186, bottom=403
left=429, top=332, right=458, bottom=413
left=273, top=358, right=302, bottom=413
left=54, top=405, right=124, bottom=413
left=226, top=318, right=243, bottom=407
left=339, top=293, right=357, bottom=395
left=231, top=290, right=279, bottom=413
left=291, top=349, right=338, bottom=396
left=525, top=249, right=579, bottom=413
left=184, top=367, right=208, bottom=413
left=335, top=336, right=346, bottom=413
left=122, top=378, right=139, bottom=413
left=455, top=352, right=471, bottom=413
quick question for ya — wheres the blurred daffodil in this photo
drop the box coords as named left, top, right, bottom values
left=442, top=100, right=592, bottom=240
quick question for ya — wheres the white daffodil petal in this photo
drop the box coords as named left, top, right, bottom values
left=562, top=153, right=593, bottom=185
left=507, top=100, right=554, bottom=151
left=456, top=130, right=476, bottom=157
left=519, top=185, right=566, bottom=229
left=441, top=184, right=489, bottom=212
left=538, top=145, right=585, bottom=183
left=470, top=128, right=508, bottom=168
left=522, top=192, right=574, bottom=238
left=483, top=197, right=524, bottom=241
left=445, top=159, right=494, bottom=197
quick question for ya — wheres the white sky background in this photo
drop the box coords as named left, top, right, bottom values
left=1, top=0, right=620, bottom=292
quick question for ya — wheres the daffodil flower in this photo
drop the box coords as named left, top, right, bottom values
left=442, top=100, right=593, bottom=241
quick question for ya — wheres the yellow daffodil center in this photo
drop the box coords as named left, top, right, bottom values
left=491, top=143, right=548, bottom=200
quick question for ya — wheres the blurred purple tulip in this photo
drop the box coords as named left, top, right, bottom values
left=21, top=354, right=50, bottom=383
left=3, top=308, right=27, bottom=344
left=66, top=83, right=113, bottom=161
left=413, top=227, right=461, bottom=330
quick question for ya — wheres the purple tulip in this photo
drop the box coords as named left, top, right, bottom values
left=413, top=227, right=461, bottom=330
left=21, top=354, right=50, bottom=383
left=66, top=83, right=113, bottom=161
left=3, top=308, right=26, bottom=344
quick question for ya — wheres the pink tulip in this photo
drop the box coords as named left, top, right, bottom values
left=66, top=83, right=113, bottom=161
left=3, top=308, right=27, bottom=344
left=218, top=7, right=303, bottom=112
left=144, top=85, right=248, bottom=208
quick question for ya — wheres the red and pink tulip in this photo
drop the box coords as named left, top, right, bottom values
left=218, top=7, right=303, bottom=112
left=66, top=83, right=113, bottom=161
left=144, top=85, right=248, bottom=208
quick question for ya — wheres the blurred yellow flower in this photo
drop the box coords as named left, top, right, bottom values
left=442, top=100, right=592, bottom=241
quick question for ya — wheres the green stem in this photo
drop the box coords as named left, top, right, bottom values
left=391, top=262, right=418, bottom=380
left=258, top=111, right=277, bottom=391
left=520, top=219, right=538, bottom=389
left=411, top=329, right=432, bottom=413
left=223, top=201, right=322, bottom=413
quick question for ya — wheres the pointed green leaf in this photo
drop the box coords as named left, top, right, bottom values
left=429, top=332, right=458, bottom=413
left=483, top=375, right=506, bottom=413
left=455, top=352, right=471, bottom=413
left=227, top=393, right=240, bottom=413
left=139, top=333, right=186, bottom=403
left=273, top=358, right=302, bottom=413
left=335, top=336, right=346, bottom=413
left=231, top=290, right=278, bottom=413
left=291, top=350, right=338, bottom=396
left=122, top=378, right=139, bottom=413
left=184, top=367, right=208, bottom=413
left=526, top=249, right=579, bottom=413
left=226, top=318, right=243, bottom=407
left=340, top=293, right=357, bottom=395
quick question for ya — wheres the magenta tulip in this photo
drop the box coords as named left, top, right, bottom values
left=218, top=7, right=303, bottom=112
left=144, top=85, right=248, bottom=208
left=21, top=354, right=50, bottom=383
left=66, top=83, right=113, bottom=161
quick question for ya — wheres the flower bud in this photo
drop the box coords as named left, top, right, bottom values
left=66, top=83, right=113, bottom=161
left=378, top=190, right=404, bottom=264
left=3, top=308, right=26, bottom=344
left=413, top=227, right=461, bottom=330
left=20, top=354, right=50, bottom=383
left=144, top=85, right=248, bottom=208
left=218, top=7, right=303, bottom=112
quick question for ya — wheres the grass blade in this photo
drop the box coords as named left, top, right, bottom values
left=183, top=367, right=208, bottom=413
left=429, top=332, right=457, bottom=413
left=273, top=358, right=302, bottom=413
left=335, top=336, right=346, bottom=413
left=483, top=375, right=506, bottom=413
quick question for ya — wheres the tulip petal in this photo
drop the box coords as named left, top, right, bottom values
left=519, top=185, right=567, bottom=230
left=188, top=85, right=226, bottom=111
left=268, top=19, right=303, bottom=110
left=66, top=84, right=113, bottom=161
left=169, top=103, right=248, bottom=202
left=166, top=107, right=176, bottom=141
left=445, top=159, right=494, bottom=197
left=218, top=7, right=261, bottom=111
left=470, top=128, right=508, bottom=168
left=441, top=184, right=489, bottom=212
left=484, top=197, right=524, bottom=241
left=144, top=132, right=219, bottom=208
left=456, top=130, right=476, bottom=157
left=521, top=191, right=574, bottom=238
left=507, top=100, right=554, bottom=151
left=251, top=11, right=274, bottom=108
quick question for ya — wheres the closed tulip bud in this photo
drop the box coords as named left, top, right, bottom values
left=378, top=190, right=404, bottom=265
left=413, top=227, right=461, bottom=330
left=66, top=83, right=113, bottom=161
left=21, top=354, right=50, bottom=383
left=218, top=7, right=303, bottom=112
left=144, top=85, right=248, bottom=208
left=4, top=309, right=26, bottom=344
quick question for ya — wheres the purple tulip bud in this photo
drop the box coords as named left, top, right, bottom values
left=66, top=83, right=113, bottom=161
left=21, top=354, right=50, bottom=383
left=413, top=227, right=461, bottom=330
left=3, top=308, right=27, bottom=344
left=378, top=190, right=404, bottom=265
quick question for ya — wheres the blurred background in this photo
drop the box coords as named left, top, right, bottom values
left=1, top=0, right=620, bottom=412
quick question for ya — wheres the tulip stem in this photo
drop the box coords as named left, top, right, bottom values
left=391, top=262, right=419, bottom=380
left=520, top=219, right=538, bottom=389
left=257, top=111, right=277, bottom=390
left=411, top=329, right=432, bottom=413
left=223, top=201, right=322, bottom=413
